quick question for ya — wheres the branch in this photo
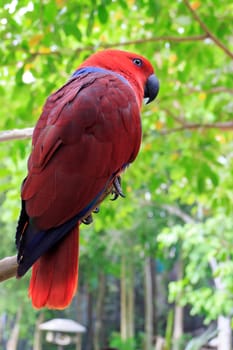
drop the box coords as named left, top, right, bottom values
left=161, top=107, right=233, bottom=134
left=1, top=119, right=232, bottom=144
left=187, top=86, right=233, bottom=95
left=21, top=34, right=208, bottom=64
left=163, top=107, right=187, bottom=125
left=162, top=204, right=195, bottom=224
left=183, top=0, right=233, bottom=60
left=88, top=34, right=209, bottom=47
left=0, top=255, right=17, bottom=282
left=0, top=128, right=34, bottom=142
left=160, top=121, right=233, bottom=134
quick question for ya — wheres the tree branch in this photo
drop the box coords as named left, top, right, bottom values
left=183, top=0, right=233, bottom=60
left=163, top=108, right=187, bottom=125
left=0, top=255, right=17, bottom=282
left=161, top=107, right=233, bottom=134
left=90, top=34, right=209, bottom=47
left=162, top=204, right=195, bottom=224
left=0, top=128, right=34, bottom=142
left=1, top=120, right=232, bottom=144
left=187, top=86, right=233, bottom=95
left=160, top=121, right=233, bottom=134
left=21, top=34, right=208, bottom=64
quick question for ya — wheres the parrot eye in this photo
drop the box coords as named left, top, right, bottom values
left=133, top=58, right=143, bottom=67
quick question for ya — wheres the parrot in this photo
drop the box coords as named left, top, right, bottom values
left=15, top=49, right=159, bottom=309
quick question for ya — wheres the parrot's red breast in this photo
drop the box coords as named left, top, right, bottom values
left=15, top=49, right=159, bottom=309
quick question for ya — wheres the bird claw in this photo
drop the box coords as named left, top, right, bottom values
left=111, top=176, right=125, bottom=201
left=82, top=214, right=93, bottom=225
left=82, top=177, right=125, bottom=223
left=82, top=207, right=100, bottom=225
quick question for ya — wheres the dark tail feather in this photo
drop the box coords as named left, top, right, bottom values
left=16, top=212, right=80, bottom=278
left=15, top=200, right=28, bottom=249
left=29, top=225, right=79, bottom=309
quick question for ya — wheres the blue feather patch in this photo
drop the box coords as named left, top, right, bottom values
left=71, top=66, right=130, bottom=86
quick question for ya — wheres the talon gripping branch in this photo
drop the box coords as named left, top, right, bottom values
left=15, top=49, right=159, bottom=309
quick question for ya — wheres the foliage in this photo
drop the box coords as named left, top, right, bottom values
left=110, top=332, right=137, bottom=350
left=0, top=0, right=233, bottom=348
left=158, top=214, right=233, bottom=323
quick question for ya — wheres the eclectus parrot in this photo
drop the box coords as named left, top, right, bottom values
left=16, top=49, right=159, bottom=309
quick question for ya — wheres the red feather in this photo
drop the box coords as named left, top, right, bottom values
left=29, top=226, right=79, bottom=309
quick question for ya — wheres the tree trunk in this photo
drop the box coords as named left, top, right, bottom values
left=128, top=259, right=134, bottom=339
left=217, top=316, right=232, bottom=350
left=120, top=255, right=134, bottom=340
left=6, top=307, right=22, bottom=350
left=165, top=310, right=174, bottom=350
left=86, top=289, right=94, bottom=350
left=33, top=312, right=44, bottom=350
left=155, top=336, right=165, bottom=350
left=144, top=253, right=158, bottom=350
left=94, top=272, right=106, bottom=350
left=150, top=258, right=157, bottom=337
left=173, top=303, right=183, bottom=340
left=76, top=335, right=83, bottom=350
left=172, top=259, right=183, bottom=350
left=121, top=255, right=127, bottom=340
left=144, top=257, right=153, bottom=350
left=209, top=258, right=232, bottom=350
left=0, top=314, right=4, bottom=347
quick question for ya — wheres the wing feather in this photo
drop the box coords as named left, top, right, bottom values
left=22, top=72, right=141, bottom=230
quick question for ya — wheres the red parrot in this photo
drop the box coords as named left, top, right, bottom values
left=16, top=49, right=159, bottom=309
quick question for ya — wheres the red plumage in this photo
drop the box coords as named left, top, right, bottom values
left=29, top=226, right=79, bottom=309
left=16, top=49, right=159, bottom=309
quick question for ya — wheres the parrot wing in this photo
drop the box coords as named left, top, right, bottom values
left=23, top=72, right=141, bottom=228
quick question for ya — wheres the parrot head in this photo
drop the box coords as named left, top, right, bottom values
left=79, top=49, right=159, bottom=107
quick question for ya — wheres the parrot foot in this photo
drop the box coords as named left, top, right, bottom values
left=82, top=207, right=100, bottom=225
left=82, top=214, right=93, bottom=225
left=111, top=176, right=125, bottom=200
left=93, top=207, right=99, bottom=213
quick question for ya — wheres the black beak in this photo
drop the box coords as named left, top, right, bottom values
left=144, top=74, right=159, bottom=104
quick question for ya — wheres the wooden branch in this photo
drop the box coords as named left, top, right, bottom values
left=1, top=119, right=232, bottom=144
left=187, top=86, right=233, bottom=95
left=161, top=107, right=233, bottom=134
left=80, top=34, right=209, bottom=48
left=0, top=255, right=18, bottom=282
left=0, top=128, right=34, bottom=142
left=163, top=108, right=187, bottom=125
left=19, top=34, right=209, bottom=65
left=183, top=0, right=233, bottom=60
left=162, top=204, right=195, bottom=224
left=160, top=121, right=233, bottom=134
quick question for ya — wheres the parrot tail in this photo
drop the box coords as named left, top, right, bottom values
left=28, top=225, right=79, bottom=309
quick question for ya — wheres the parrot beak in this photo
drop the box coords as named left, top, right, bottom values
left=144, top=74, right=159, bottom=104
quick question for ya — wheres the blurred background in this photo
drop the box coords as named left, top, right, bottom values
left=0, top=0, right=233, bottom=349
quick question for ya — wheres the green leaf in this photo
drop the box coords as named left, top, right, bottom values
left=98, top=4, right=108, bottom=23
left=15, top=67, right=24, bottom=85
left=63, top=22, right=82, bottom=41
left=86, top=9, right=95, bottom=35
